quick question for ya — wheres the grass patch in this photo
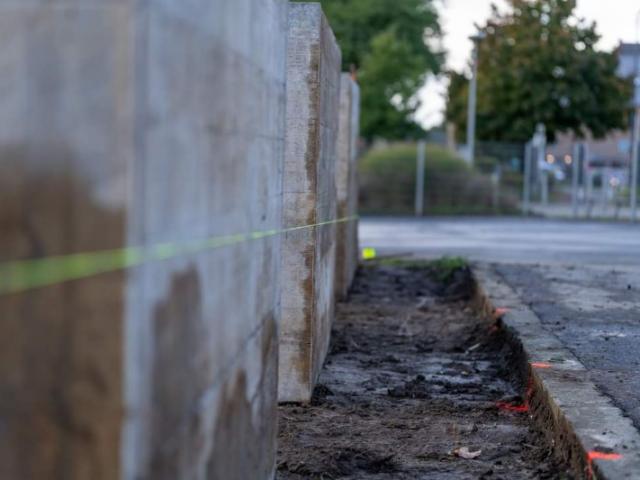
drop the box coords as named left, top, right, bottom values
left=366, top=256, right=469, bottom=283
left=429, top=256, right=468, bottom=282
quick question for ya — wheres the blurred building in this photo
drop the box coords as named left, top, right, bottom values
left=547, top=43, right=640, bottom=183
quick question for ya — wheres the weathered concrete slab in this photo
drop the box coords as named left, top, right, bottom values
left=474, top=265, right=640, bottom=479
left=0, top=1, right=288, bottom=479
left=334, top=74, right=360, bottom=300
left=279, top=2, right=342, bottom=403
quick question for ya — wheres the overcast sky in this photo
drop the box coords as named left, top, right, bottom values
left=417, top=0, right=640, bottom=128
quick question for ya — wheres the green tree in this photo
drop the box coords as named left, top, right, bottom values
left=445, top=0, right=632, bottom=143
left=303, top=0, right=444, bottom=140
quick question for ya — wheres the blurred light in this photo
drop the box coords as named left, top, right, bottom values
left=564, top=155, right=573, bottom=165
left=610, top=177, right=621, bottom=188
left=546, top=154, right=555, bottom=164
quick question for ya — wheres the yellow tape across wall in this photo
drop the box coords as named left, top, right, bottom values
left=0, top=215, right=358, bottom=295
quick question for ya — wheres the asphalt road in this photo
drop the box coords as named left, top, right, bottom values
left=360, top=216, right=640, bottom=267
left=360, top=216, right=640, bottom=432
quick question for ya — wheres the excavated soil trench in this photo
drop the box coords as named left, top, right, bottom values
left=277, top=262, right=573, bottom=479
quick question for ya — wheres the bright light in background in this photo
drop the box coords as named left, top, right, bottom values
left=416, top=0, right=640, bottom=130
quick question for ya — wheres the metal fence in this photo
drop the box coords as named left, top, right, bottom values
left=359, top=136, right=639, bottom=220
left=521, top=128, right=640, bottom=221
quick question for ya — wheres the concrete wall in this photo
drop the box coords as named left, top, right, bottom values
left=335, top=74, right=361, bottom=300
left=0, top=1, right=288, bottom=479
left=279, top=3, right=342, bottom=403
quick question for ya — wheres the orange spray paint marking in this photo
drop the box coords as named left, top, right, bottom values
left=586, top=450, right=623, bottom=480
left=496, top=376, right=533, bottom=413
left=531, top=362, right=552, bottom=369
left=495, top=401, right=529, bottom=413
left=494, top=307, right=509, bottom=318
left=587, top=451, right=622, bottom=461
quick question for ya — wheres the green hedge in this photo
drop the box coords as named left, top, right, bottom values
left=359, top=143, right=519, bottom=215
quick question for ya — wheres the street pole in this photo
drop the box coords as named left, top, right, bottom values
left=415, top=140, right=426, bottom=217
left=541, top=169, right=549, bottom=206
left=571, top=143, right=580, bottom=218
left=466, top=32, right=485, bottom=167
left=491, top=165, right=501, bottom=213
left=630, top=10, right=640, bottom=222
left=522, top=141, right=532, bottom=216
left=631, top=104, right=640, bottom=222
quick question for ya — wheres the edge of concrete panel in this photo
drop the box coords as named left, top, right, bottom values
left=473, top=264, right=640, bottom=480
left=279, top=1, right=342, bottom=404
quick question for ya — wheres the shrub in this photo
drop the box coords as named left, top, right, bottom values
left=359, top=143, right=519, bottom=215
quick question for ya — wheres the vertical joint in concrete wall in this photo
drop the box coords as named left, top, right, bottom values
left=279, top=2, right=342, bottom=403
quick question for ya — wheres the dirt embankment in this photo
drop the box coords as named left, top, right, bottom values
left=277, top=261, right=573, bottom=479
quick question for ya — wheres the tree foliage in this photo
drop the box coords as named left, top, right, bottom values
left=303, top=0, right=444, bottom=140
left=445, top=0, right=632, bottom=143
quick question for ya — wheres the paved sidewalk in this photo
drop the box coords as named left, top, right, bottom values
left=528, top=202, right=636, bottom=221
left=494, top=263, right=640, bottom=430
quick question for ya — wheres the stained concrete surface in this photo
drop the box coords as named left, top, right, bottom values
left=0, top=1, right=288, bottom=479
left=279, top=2, right=342, bottom=403
left=334, top=74, right=360, bottom=300
left=360, top=217, right=640, bottom=267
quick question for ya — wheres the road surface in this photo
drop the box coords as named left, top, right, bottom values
left=360, top=216, right=640, bottom=267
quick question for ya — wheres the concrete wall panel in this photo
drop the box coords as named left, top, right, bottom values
left=0, top=7, right=134, bottom=479
left=335, top=74, right=360, bottom=299
left=0, top=1, right=288, bottom=479
left=279, top=3, right=342, bottom=403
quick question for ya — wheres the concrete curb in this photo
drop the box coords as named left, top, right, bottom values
left=472, top=264, right=640, bottom=480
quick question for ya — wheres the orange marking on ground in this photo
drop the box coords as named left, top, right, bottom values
left=497, top=375, right=537, bottom=414
left=494, top=307, right=509, bottom=317
left=587, top=451, right=622, bottom=461
left=531, top=362, right=552, bottom=369
left=495, top=401, right=528, bottom=413
left=586, top=450, right=623, bottom=480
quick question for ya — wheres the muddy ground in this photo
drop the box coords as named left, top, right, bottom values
left=277, top=262, right=573, bottom=479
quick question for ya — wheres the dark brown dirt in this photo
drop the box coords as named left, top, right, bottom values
left=277, top=262, right=573, bottom=480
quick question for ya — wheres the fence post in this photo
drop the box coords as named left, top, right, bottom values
left=492, top=165, right=501, bottom=214
left=572, top=143, right=580, bottom=218
left=632, top=136, right=639, bottom=223
left=522, top=141, right=532, bottom=215
left=415, top=140, right=426, bottom=217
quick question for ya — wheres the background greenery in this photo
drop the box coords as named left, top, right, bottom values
left=298, top=0, right=444, bottom=141
left=445, top=0, right=632, bottom=143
